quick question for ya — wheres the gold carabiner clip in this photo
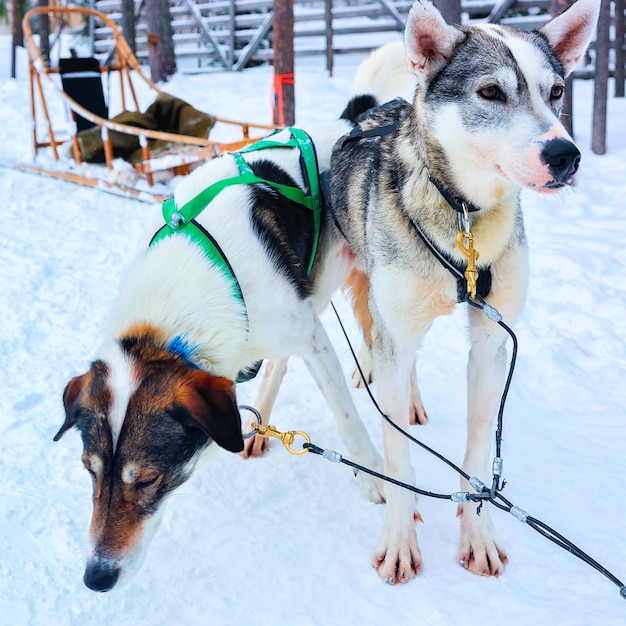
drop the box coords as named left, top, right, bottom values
left=456, top=230, right=480, bottom=300
left=251, top=423, right=311, bottom=455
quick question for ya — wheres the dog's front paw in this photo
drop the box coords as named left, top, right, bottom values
left=457, top=504, right=508, bottom=576
left=372, top=515, right=423, bottom=584
left=240, top=417, right=270, bottom=458
left=240, top=432, right=270, bottom=458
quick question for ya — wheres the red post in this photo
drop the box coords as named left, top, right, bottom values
left=272, top=0, right=295, bottom=126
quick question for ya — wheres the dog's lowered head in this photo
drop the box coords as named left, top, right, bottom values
left=55, top=324, right=244, bottom=592
left=403, top=0, right=600, bottom=207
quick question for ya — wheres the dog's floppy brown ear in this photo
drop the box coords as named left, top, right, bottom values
left=54, top=373, right=88, bottom=441
left=404, top=0, right=461, bottom=80
left=540, top=0, right=600, bottom=76
left=177, top=370, right=244, bottom=453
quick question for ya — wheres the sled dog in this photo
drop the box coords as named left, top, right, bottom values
left=325, top=0, right=600, bottom=584
left=55, top=121, right=396, bottom=591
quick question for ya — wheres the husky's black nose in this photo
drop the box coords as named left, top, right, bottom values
left=541, top=138, right=581, bottom=183
left=84, top=558, right=120, bottom=592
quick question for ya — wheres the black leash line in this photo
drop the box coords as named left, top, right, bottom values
left=308, top=299, right=626, bottom=599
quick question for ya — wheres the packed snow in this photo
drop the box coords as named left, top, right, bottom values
left=1, top=30, right=625, bottom=626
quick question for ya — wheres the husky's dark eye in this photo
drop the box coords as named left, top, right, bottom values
left=478, top=85, right=505, bottom=102
left=478, top=85, right=500, bottom=100
left=550, top=85, right=564, bottom=100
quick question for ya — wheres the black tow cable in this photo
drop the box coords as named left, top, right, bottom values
left=301, top=299, right=626, bottom=600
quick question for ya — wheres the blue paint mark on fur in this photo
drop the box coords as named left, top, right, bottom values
left=168, top=334, right=200, bottom=368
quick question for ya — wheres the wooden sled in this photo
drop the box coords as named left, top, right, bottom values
left=21, top=5, right=275, bottom=201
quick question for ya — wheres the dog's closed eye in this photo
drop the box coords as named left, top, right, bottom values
left=134, top=474, right=161, bottom=491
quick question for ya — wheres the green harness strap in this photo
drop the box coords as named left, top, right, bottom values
left=151, top=127, right=322, bottom=276
left=149, top=129, right=321, bottom=384
left=150, top=127, right=322, bottom=324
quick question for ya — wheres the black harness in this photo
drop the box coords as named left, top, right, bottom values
left=325, top=122, right=492, bottom=302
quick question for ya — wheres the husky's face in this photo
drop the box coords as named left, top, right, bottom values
left=55, top=326, right=244, bottom=592
left=425, top=27, right=578, bottom=193
left=404, top=0, right=600, bottom=204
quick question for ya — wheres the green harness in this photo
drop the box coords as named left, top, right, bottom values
left=150, top=128, right=322, bottom=306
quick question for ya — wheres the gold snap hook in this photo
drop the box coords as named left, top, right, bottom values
left=251, top=423, right=311, bottom=455
left=456, top=230, right=480, bottom=300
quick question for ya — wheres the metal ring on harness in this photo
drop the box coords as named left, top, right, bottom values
left=239, top=404, right=262, bottom=439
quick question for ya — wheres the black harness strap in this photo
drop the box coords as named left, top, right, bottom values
left=337, top=121, right=399, bottom=149
left=409, top=216, right=492, bottom=302
left=331, top=120, right=492, bottom=301
left=428, top=174, right=481, bottom=214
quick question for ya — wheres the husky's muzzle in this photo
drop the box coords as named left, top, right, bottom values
left=541, top=137, right=581, bottom=186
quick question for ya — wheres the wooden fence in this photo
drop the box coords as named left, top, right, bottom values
left=92, top=0, right=560, bottom=70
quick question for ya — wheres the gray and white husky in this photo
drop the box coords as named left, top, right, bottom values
left=325, top=0, right=600, bottom=584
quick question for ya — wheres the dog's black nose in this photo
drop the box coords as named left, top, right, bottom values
left=83, top=559, right=120, bottom=592
left=541, top=138, right=581, bottom=183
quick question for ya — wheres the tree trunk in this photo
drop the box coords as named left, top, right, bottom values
left=146, top=0, right=177, bottom=83
left=121, top=0, right=136, bottom=55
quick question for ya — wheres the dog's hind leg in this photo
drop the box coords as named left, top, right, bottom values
left=408, top=366, right=428, bottom=425
left=343, top=268, right=375, bottom=389
left=241, top=358, right=288, bottom=458
left=344, top=268, right=428, bottom=425
left=304, top=316, right=385, bottom=504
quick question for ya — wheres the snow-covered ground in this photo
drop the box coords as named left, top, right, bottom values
left=1, top=32, right=625, bottom=626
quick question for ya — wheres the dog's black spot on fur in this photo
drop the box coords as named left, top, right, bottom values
left=248, top=159, right=315, bottom=299
left=340, top=94, right=379, bottom=123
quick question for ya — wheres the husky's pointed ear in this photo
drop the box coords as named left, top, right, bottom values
left=177, top=371, right=244, bottom=453
left=540, top=0, right=600, bottom=76
left=404, top=0, right=461, bottom=82
left=54, top=373, right=89, bottom=441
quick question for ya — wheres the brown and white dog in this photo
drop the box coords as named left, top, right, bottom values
left=55, top=118, right=395, bottom=590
